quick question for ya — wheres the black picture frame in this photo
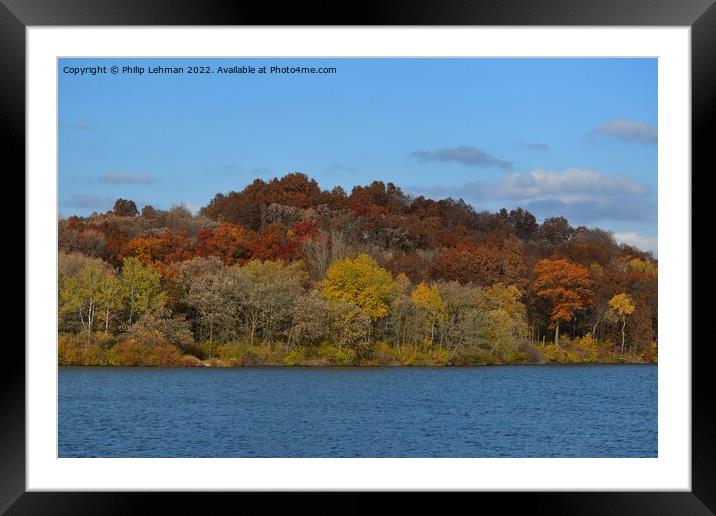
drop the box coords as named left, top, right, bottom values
left=5, top=1, right=714, bottom=513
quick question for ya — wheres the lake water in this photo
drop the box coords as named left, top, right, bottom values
left=59, top=365, right=657, bottom=457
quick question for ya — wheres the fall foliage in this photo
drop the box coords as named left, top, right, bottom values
left=58, top=173, right=658, bottom=366
left=533, top=258, right=593, bottom=348
left=608, top=293, right=636, bottom=353
left=321, top=254, right=396, bottom=321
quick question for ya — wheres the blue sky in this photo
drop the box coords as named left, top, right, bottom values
left=59, top=58, right=657, bottom=254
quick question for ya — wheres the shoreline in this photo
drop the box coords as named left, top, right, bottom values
left=59, top=360, right=656, bottom=369
left=59, top=334, right=657, bottom=368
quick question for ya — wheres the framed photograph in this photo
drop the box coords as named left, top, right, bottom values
left=7, top=0, right=713, bottom=513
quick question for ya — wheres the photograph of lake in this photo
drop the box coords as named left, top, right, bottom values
left=58, top=57, right=657, bottom=458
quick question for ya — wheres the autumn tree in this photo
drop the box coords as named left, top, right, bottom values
left=126, top=310, right=196, bottom=356
left=563, top=228, right=618, bottom=267
left=173, top=257, right=236, bottom=344
left=141, top=204, right=158, bottom=219
left=161, top=205, right=216, bottom=237
left=430, top=239, right=526, bottom=287
left=537, top=216, right=574, bottom=247
left=201, top=184, right=264, bottom=229
left=289, top=290, right=329, bottom=348
left=321, top=253, right=396, bottom=322
left=586, top=262, right=610, bottom=341
left=626, top=257, right=658, bottom=276
left=195, top=223, right=256, bottom=265
left=327, top=300, right=371, bottom=352
left=436, top=281, right=482, bottom=357
left=122, top=236, right=164, bottom=266
left=349, top=181, right=409, bottom=212
left=232, top=260, right=308, bottom=344
left=608, top=293, right=636, bottom=353
left=388, top=272, right=414, bottom=354
left=411, top=282, right=445, bottom=347
left=59, top=221, right=107, bottom=258
left=380, top=251, right=431, bottom=284
left=200, top=173, right=323, bottom=229
left=607, top=257, right=657, bottom=355
left=155, top=230, right=194, bottom=265
left=301, top=228, right=353, bottom=280
left=477, top=283, right=529, bottom=358
left=113, top=198, right=139, bottom=217
left=533, top=258, right=593, bottom=347
left=320, top=253, right=397, bottom=345
left=508, top=207, right=538, bottom=240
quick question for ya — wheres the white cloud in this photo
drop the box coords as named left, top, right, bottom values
left=500, top=168, right=646, bottom=201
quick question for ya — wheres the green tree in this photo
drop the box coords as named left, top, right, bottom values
left=59, top=255, right=121, bottom=344
left=120, top=257, right=166, bottom=326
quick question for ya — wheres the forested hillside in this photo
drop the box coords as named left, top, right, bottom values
left=58, top=173, right=657, bottom=366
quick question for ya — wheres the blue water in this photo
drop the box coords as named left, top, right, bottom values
left=58, top=365, right=657, bottom=457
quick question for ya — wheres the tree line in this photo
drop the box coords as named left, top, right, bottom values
left=58, top=173, right=657, bottom=366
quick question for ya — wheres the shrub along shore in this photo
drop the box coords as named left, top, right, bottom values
left=59, top=333, right=655, bottom=367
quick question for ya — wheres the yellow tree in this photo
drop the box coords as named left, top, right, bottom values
left=608, top=293, right=636, bottom=354
left=477, top=283, right=529, bottom=359
left=411, top=282, right=446, bottom=347
left=626, top=258, right=658, bottom=276
left=320, top=254, right=397, bottom=338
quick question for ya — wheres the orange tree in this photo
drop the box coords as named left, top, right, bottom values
left=533, top=258, right=593, bottom=348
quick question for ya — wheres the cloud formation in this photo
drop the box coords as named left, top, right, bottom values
left=500, top=168, right=647, bottom=200
left=407, top=168, right=655, bottom=225
left=519, top=142, right=549, bottom=151
left=97, top=173, right=155, bottom=184
left=61, top=194, right=114, bottom=210
left=411, top=146, right=512, bottom=170
left=590, top=118, right=657, bottom=143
